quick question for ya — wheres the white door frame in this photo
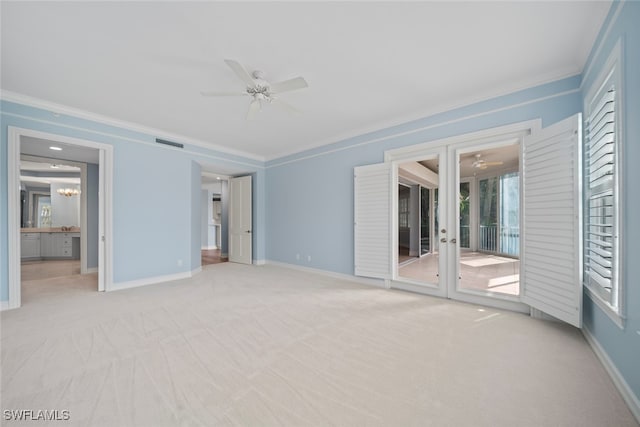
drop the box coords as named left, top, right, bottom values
left=445, top=140, right=527, bottom=312
left=392, top=146, right=449, bottom=299
left=385, top=120, right=541, bottom=312
left=7, top=126, right=113, bottom=309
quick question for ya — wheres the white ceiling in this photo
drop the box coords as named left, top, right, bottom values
left=1, top=1, right=611, bottom=161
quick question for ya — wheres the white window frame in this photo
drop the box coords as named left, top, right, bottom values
left=583, top=39, right=625, bottom=328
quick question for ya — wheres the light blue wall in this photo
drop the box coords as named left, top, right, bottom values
left=86, top=162, right=99, bottom=269
left=581, top=0, right=640, bottom=405
left=0, top=100, right=265, bottom=299
left=190, top=161, right=201, bottom=271
left=266, top=76, right=582, bottom=274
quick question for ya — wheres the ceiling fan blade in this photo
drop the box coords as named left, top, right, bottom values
left=269, top=76, right=308, bottom=94
left=270, top=97, right=301, bottom=114
left=246, top=99, right=261, bottom=120
left=484, top=161, right=504, bottom=166
left=224, top=59, right=255, bottom=87
left=200, top=91, right=246, bottom=97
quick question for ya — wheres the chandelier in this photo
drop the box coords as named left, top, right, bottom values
left=57, top=188, right=80, bottom=197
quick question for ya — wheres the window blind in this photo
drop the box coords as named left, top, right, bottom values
left=584, top=86, right=617, bottom=304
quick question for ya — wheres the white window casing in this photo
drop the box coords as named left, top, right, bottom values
left=582, top=39, right=624, bottom=327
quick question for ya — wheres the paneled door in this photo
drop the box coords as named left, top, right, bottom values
left=229, top=175, right=252, bottom=264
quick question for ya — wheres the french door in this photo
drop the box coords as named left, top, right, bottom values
left=355, top=116, right=583, bottom=326
left=392, top=143, right=527, bottom=313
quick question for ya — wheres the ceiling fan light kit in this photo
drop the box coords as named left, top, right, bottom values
left=201, top=59, right=308, bottom=120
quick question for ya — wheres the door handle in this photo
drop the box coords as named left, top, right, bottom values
left=450, top=238, right=457, bottom=244
left=440, top=238, right=447, bottom=243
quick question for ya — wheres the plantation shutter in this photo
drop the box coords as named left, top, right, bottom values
left=522, top=114, right=582, bottom=328
left=354, top=163, right=392, bottom=279
left=584, top=86, right=618, bottom=305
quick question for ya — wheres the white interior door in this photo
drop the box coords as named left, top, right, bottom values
left=229, top=175, right=252, bottom=264
left=98, top=149, right=105, bottom=291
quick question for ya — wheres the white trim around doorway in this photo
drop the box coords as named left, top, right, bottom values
left=386, top=119, right=541, bottom=313
left=7, top=126, right=114, bottom=310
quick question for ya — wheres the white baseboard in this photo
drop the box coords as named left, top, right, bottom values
left=265, top=260, right=386, bottom=288
left=201, top=245, right=218, bottom=250
left=109, top=267, right=200, bottom=292
left=582, top=327, right=640, bottom=423
left=221, top=252, right=228, bottom=258
left=253, top=259, right=266, bottom=265
left=0, top=300, right=10, bottom=311
left=85, top=267, right=99, bottom=274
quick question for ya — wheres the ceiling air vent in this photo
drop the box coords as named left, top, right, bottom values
left=155, top=138, right=184, bottom=149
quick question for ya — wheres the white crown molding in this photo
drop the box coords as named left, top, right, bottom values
left=267, top=86, right=575, bottom=169
left=580, top=0, right=624, bottom=88
left=265, top=70, right=582, bottom=163
left=0, top=90, right=266, bottom=163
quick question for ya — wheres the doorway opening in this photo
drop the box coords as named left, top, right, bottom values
left=201, top=172, right=229, bottom=266
left=7, top=127, right=113, bottom=310
left=394, top=139, right=523, bottom=309
left=456, top=144, right=520, bottom=296
left=20, top=156, right=87, bottom=292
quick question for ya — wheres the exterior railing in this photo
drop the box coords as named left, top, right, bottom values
left=459, top=225, right=470, bottom=248
left=479, top=225, right=519, bottom=256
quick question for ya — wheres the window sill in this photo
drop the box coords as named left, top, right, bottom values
left=584, top=285, right=625, bottom=330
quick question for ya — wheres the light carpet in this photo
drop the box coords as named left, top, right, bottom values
left=1, top=263, right=637, bottom=426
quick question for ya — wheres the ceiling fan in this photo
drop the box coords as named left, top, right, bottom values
left=201, top=59, right=308, bottom=120
left=472, top=153, right=504, bottom=170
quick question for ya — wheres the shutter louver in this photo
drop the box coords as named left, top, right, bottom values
left=585, top=87, right=616, bottom=303
left=522, top=114, right=582, bottom=328
left=354, top=163, right=391, bottom=279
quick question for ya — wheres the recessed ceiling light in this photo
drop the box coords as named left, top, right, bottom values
left=216, top=177, right=221, bottom=180
left=49, top=146, right=62, bottom=151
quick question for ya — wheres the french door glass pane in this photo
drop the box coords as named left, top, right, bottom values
left=398, top=156, right=440, bottom=286
left=420, top=187, right=430, bottom=255
left=479, top=177, right=498, bottom=252
left=500, top=172, right=519, bottom=256
left=460, top=156, right=519, bottom=296
left=459, top=182, right=470, bottom=248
